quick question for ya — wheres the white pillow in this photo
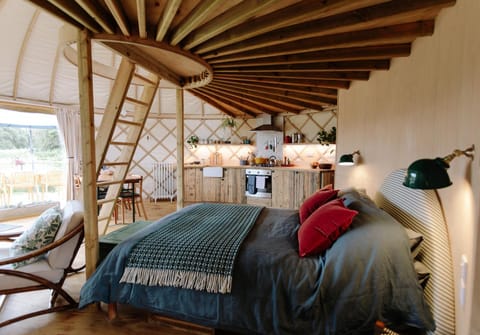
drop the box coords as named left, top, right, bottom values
left=9, top=206, right=63, bottom=268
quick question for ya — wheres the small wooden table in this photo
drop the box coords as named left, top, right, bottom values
left=98, top=220, right=153, bottom=263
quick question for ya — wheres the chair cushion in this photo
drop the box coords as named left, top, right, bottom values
left=0, top=248, right=64, bottom=289
left=9, top=206, right=63, bottom=268
left=47, top=200, right=84, bottom=270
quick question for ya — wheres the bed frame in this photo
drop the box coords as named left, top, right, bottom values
left=375, top=169, right=455, bottom=335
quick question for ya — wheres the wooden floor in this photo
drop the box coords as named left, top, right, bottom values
left=0, top=200, right=235, bottom=335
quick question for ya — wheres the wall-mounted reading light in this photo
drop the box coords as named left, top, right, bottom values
left=338, top=150, right=360, bottom=166
left=403, top=145, right=475, bottom=189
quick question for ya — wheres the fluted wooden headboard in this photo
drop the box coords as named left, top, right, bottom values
left=375, top=169, right=455, bottom=335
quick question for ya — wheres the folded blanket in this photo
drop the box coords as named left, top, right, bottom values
left=120, top=203, right=263, bottom=293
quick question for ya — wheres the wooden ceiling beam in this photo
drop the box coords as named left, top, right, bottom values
left=104, top=0, right=130, bottom=36
left=193, top=88, right=260, bottom=117
left=155, top=0, right=182, bottom=42
left=214, top=60, right=391, bottom=73
left=214, top=71, right=370, bottom=81
left=169, top=0, right=224, bottom=46
left=136, top=0, right=147, bottom=38
left=194, top=0, right=389, bottom=54
left=189, top=89, right=244, bottom=118
left=74, top=0, right=115, bottom=33
left=205, top=84, right=305, bottom=113
left=198, top=0, right=453, bottom=56
left=215, top=74, right=351, bottom=90
left=101, top=42, right=182, bottom=86
left=210, top=82, right=335, bottom=109
left=203, top=20, right=435, bottom=62
left=28, top=0, right=84, bottom=29
left=182, top=0, right=278, bottom=50
left=210, top=44, right=411, bottom=66
left=44, top=0, right=101, bottom=32
left=198, top=86, right=278, bottom=115
left=213, top=79, right=338, bottom=99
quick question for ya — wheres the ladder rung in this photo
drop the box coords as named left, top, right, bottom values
left=117, top=118, right=142, bottom=126
left=111, top=141, right=135, bottom=146
left=98, top=216, right=111, bottom=222
left=103, top=162, right=129, bottom=166
left=97, top=198, right=117, bottom=205
left=133, top=73, right=157, bottom=86
left=125, top=96, right=149, bottom=107
left=97, top=180, right=123, bottom=187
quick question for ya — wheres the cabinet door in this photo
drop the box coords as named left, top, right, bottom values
left=184, top=168, right=202, bottom=202
left=294, top=171, right=321, bottom=209
left=272, top=170, right=295, bottom=208
left=202, top=175, right=223, bottom=202
left=221, top=168, right=246, bottom=203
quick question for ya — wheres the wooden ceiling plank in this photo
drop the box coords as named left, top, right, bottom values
left=211, top=44, right=411, bottom=67
left=199, top=0, right=454, bottom=57
left=194, top=0, right=389, bottom=54
left=104, top=0, right=130, bottom=36
left=215, top=74, right=351, bottom=89
left=204, top=20, right=434, bottom=62
left=45, top=0, right=102, bottom=32
left=214, top=60, right=391, bottom=73
left=155, top=0, right=183, bottom=42
left=102, top=42, right=182, bottom=86
left=198, top=86, right=276, bottom=115
left=213, top=78, right=338, bottom=98
left=215, top=71, right=370, bottom=81
left=193, top=88, right=259, bottom=117
left=169, top=0, right=224, bottom=46
left=210, top=82, right=335, bottom=108
left=136, top=0, right=147, bottom=38
left=75, top=0, right=115, bottom=33
left=206, top=83, right=305, bottom=112
left=182, top=0, right=279, bottom=50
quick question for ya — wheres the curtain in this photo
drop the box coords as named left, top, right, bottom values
left=55, top=107, right=81, bottom=200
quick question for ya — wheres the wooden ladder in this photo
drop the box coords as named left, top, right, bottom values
left=95, top=57, right=159, bottom=235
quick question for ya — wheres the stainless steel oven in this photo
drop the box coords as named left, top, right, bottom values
left=245, top=169, right=272, bottom=198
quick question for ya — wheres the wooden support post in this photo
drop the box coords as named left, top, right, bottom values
left=77, top=29, right=99, bottom=278
left=176, top=88, right=184, bottom=210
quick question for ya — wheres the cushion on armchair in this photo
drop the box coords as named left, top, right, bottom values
left=9, top=206, right=63, bottom=268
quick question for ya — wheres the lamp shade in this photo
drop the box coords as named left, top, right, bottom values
left=403, top=157, right=452, bottom=189
left=338, top=154, right=355, bottom=166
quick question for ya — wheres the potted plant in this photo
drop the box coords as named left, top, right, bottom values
left=187, top=135, right=199, bottom=149
left=317, top=126, right=336, bottom=145
left=221, top=117, right=236, bottom=143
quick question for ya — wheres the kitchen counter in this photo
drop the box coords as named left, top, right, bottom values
left=184, top=164, right=335, bottom=173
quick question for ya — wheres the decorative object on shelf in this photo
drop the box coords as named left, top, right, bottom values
left=403, top=145, right=475, bottom=189
left=338, top=150, right=360, bottom=166
left=317, top=127, right=336, bottom=145
left=187, top=135, right=199, bottom=149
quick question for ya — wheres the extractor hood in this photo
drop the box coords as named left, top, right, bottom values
left=250, top=115, right=282, bottom=132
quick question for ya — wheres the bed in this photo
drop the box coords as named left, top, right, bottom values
left=79, top=169, right=451, bottom=334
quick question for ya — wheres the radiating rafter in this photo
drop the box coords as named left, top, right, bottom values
left=169, top=0, right=224, bottom=46
left=193, top=0, right=389, bottom=54
left=75, top=0, right=115, bottom=33
left=193, top=88, right=259, bottom=117
left=46, top=0, right=101, bottom=32
left=136, top=0, right=147, bottom=38
left=189, top=89, right=243, bottom=117
left=214, top=71, right=370, bottom=81
left=104, top=0, right=130, bottom=36
left=155, top=0, right=182, bottom=41
left=182, top=0, right=279, bottom=50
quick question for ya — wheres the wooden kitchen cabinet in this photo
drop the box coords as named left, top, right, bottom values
left=272, top=169, right=334, bottom=209
left=184, top=167, right=202, bottom=202
left=221, top=168, right=246, bottom=204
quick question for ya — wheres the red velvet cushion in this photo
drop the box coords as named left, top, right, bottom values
left=298, top=198, right=358, bottom=257
left=299, top=185, right=337, bottom=224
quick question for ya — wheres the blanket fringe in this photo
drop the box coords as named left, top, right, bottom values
left=120, top=268, right=233, bottom=294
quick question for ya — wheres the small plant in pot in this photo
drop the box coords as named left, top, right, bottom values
left=317, top=126, right=336, bottom=145
left=221, top=117, right=237, bottom=143
left=187, top=135, right=199, bottom=149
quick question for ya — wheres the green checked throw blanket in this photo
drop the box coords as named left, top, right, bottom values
left=120, top=203, right=263, bottom=294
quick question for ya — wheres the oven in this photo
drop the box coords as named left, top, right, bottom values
left=245, top=169, right=272, bottom=198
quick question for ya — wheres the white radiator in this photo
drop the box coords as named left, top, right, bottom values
left=152, top=162, right=177, bottom=202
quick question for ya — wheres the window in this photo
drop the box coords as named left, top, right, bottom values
left=0, top=109, right=67, bottom=213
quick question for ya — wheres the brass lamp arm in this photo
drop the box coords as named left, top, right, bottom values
left=442, top=145, right=475, bottom=164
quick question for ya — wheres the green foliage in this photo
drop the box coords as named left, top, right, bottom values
left=221, top=117, right=236, bottom=129
left=187, top=135, right=199, bottom=148
left=0, top=127, right=29, bottom=149
left=317, top=126, right=336, bottom=145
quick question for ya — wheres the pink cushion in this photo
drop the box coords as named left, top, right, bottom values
left=299, top=185, right=337, bottom=224
left=298, top=198, right=358, bottom=257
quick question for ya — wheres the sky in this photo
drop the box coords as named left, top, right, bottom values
left=0, top=109, right=58, bottom=127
